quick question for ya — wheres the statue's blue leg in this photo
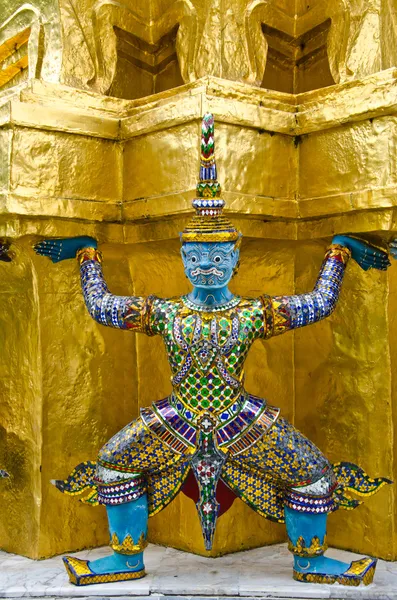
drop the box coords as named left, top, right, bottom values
left=232, top=417, right=379, bottom=586
left=58, top=417, right=180, bottom=586
left=88, top=496, right=148, bottom=574
left=63, top=470, right=148, bottom=585
left=285, top=507, right=350, bottom=573
left=285, top=497, right=377, bottom=585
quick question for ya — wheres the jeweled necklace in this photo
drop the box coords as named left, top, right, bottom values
left=182, top=294, right=241, bottom=312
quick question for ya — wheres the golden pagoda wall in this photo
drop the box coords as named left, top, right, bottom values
left=2, top=0, right=397, bottom=98
left=0, top=0, right=396, bottom=562
left=294, top=241, right=395, bottom=559
left=0, top=247, right=42, bottom=557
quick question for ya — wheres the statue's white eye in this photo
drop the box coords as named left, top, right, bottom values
left=191, top=256, right=197, bottom=263
left=214, top=255, right=222, bottom=263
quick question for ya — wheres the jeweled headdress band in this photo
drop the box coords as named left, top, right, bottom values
left=181, top=113, right=240, bottom=243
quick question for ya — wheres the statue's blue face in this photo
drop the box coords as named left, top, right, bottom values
left=181, top=242, right=239, bottom=289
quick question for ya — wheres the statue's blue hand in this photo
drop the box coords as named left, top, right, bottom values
left=0, top=241, right=12, bottom=262
left=332, top=235, right=390, bottom=271
left=34, top=236, right=97, bottom=263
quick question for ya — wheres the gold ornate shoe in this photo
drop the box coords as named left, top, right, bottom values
left=63, top=556, right=146, bottom=586
left=293, top=557, right=377, bottom=586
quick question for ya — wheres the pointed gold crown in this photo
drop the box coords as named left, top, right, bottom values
left=181, top=113, right=239, bottom=243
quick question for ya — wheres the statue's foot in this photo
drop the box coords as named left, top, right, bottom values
left=293, top=555, right=377, bottom=586
left=63, top=553, right=145, bottom=586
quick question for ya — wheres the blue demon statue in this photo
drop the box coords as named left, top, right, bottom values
left=35, top=114, right=392, bottom=587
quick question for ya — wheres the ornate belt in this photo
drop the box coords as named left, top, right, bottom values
left=140, top=393, right=280, bottom=456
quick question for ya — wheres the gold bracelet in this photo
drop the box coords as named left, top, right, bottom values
left=326, top=244, right=352, bottom=265
left=76, top=247, right=103, bottom=265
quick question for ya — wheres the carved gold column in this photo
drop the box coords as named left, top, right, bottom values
left=0, top=0, right=396, bottom=560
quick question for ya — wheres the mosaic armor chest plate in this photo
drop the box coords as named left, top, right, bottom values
left=140, top=295, right=279, bottom=456
left=150, top=295, right=268, bottom=413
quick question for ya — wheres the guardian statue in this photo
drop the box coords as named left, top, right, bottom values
left=35, top=115, right=392, bottom=587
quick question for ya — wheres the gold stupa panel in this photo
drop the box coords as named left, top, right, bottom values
left=1, top=70, right=397, bottom=237
left=1, top=0, right=397, bottom=99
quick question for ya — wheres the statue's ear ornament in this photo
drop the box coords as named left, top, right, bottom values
left=181, top=113, right=240, bottom=244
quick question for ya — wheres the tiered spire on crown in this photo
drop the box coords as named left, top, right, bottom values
left=181, top=113, right=239, bottom=243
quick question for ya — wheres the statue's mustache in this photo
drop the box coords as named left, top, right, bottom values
left=191, top=267, right=224, bottom=278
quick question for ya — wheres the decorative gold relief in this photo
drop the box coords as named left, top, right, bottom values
left=326, top=0, right=397, bottom=84
left=261, top=19, right=334, bottom=93
left=110, top=532, right=148, bottom=554
left=0, top=0, right=63, bottom=90
left=109, top=25, right=184, bottom=98
left=0, top=26, right=30, bottom=90
left=90, top=1, right=197, bottom=95
left=1, top=0, right=396, bottom=98
left=293, top=0, right=397, bottom=85
left=288, top=535, right=328, bottom=557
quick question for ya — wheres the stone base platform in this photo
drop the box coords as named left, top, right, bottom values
left=0, top=543, right=395, bottom=600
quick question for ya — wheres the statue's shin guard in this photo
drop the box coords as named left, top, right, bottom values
left=285, top=504, right=328, bottom=560
left=285, top=492, right=377, bottom=586
left=95, top=472, right=149, bottom=576
left=107, top=496, right=148, bottom=562
left=63, top=474, right=148, bottom=585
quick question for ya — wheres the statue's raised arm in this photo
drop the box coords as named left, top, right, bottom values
left=267, top=234, right=390, bottom=337
left=34, top=236, right=151, bottom=334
